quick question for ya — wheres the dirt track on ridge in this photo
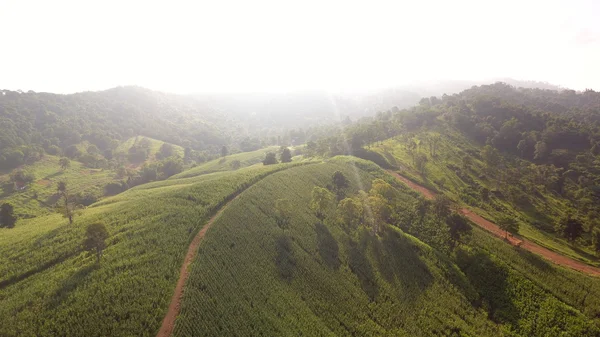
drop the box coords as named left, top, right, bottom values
left=386, top=170, right=600, bottom=277
left=156, top=195, right=240, bottom=337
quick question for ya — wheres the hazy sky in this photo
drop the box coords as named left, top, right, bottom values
left=1, top=0, right=599, bottom=93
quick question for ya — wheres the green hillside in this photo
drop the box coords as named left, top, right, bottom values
left=370, top=129, right=600, bottom=265
left=172, top=157, right=600, bottom=336
left=0, top=161, right=304, bottom=336
left=2, top=152, right=600, bottom=336
left=172, top=146, right=280, bottom=179
left=116, top=136, right=185, bottom=165
left=0, top=155, right=118, bottom=217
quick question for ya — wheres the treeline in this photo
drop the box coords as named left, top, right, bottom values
left=0, top=87, right=227, bottom=170
left=0, top=87, right=351, bottom=170
left=310, top=82, right=600, bottom=247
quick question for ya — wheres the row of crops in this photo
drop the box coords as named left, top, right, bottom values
left=173, top=157, right=600, bottom=336
left=0, top=161, right=306, bottom=336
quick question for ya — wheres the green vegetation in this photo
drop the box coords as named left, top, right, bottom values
left=4, top=82, right=600, bottom=336
left=171, top=147, right=279, bottom=179
left=173, top=157, right=600, bottom=336
left=304, top=84, right=600, bottom=266
left=0, top=161, right=305, bottom=336
left=83, top=223, right=109, bottom=263
left=0, top=155, right=118, bottom=218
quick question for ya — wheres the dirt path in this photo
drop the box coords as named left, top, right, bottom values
left=156, top=195, right=240, bottom=337
left=386, top=170, right=600, bottom=277
left=387, top=170, right=435, bottom=200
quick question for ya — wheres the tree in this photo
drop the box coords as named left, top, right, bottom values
left=369, top=178, right=398, bottom=201
left=279, top=147, right=292, bottom=163
left=274, top=199, right=293, bottom=232
left=428, top=134, right=441, bottom=157
left=87, top=144, right=100, bottom=155
left=592, top=228, right=600, bottom=256
left=0, top=203, right=17, bottom=228
left=160, top=156, right=184, bottom=177
left=59, top=157, right=71, bottom=170
left=432, top=194, right=452, bottom=219
left=534, top=141, right=548, bottom=161
left=57, top=181, right=74, bottom=224
left=555, top=213, right=583, bottom=242
left=461, top=155, right=472, bottom=170
left=481, top=145, right=500, bottom=170
left=336, top=198, right=362, bottom=228
left=414, top=152, right=428, bottom=176
left=221, top=145, right=229, bottom=157
left=331, top=171, right=349, bottom=199
left=446, top=213, right=471, bottom=246
left=263, top=152, right=278, bottom=165
left=64, top=145, right=81, bottom=158
left=157, top=143, right=175, bottom=159
left=497, top=215, right=519, bottom=239
left=366, top=195, right=390, bottom=234
left=310, top=187, right=335, bottom=220
left=83, top=223, right=109, bottom=263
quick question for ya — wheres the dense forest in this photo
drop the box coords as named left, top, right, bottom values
left=308, top=82, right=600, bottom=253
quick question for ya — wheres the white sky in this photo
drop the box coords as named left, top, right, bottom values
left=1, top=0, right=599, bottom=93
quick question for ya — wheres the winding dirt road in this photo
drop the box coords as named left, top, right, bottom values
left=387, top=170, right=600, bottom=277
left=156, top=195, right=240, bottom=337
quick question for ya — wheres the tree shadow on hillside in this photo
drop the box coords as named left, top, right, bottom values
left=315, top=222, right=340, bottom=270
left=45, top=193, right=60, bottom=206
left=49, top=263, right=99, bottom=307
left=455, top=249, right=518, bottom=325
left=347, top=232, right=378, bottom=301
left=371, top=226, right=433, bottom=300
left=275, top=235, right=296, bottom=282
left=45, top=171, right=65, bottom=180
left=515, top=247, right=553, bottom=272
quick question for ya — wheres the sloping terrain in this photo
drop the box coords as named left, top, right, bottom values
left=0, top=162, right=302, bottom=336
left=371, top=129, right=600, bottom=266
left=170, top=157, right=600, bottom=336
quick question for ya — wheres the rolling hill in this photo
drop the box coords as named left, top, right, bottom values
left=3, top=82, right=600, bottom=337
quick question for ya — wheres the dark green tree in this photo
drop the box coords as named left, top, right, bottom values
left=279, top=147, right=292, bottom=163
left=57, top=181, right=74, bottom=224
left=0, top=203, right=17, bottom=228
left=83, top=223, right=109, bottom=263
left=221, top=145, right=229, bottom=157
left=331, top=171, right=349, bottom=199
left=432, top=194, right=452, bottom=219
left=157, top=143, right=175, bottom=159
left=592, top=228, right=600, bottom=256
left=497, top=215, right=519, bottom=239
left=446, top=213, right=471, bottom=246
left=263, top=152, right=278, bottom=165
left=59, top=157, right=71, bottom=170
left=415, top=152, right=428, bottom=176
left=555, top=213, right=583, bottom=242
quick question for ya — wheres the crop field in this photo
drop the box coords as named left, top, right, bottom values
left=0, top=161, right=303, bottom=337
left=370, top=129, right=600, bottom=266
left=171, top=146, right=281, bottom=179
left=169, top=156, right=600, bottom=336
